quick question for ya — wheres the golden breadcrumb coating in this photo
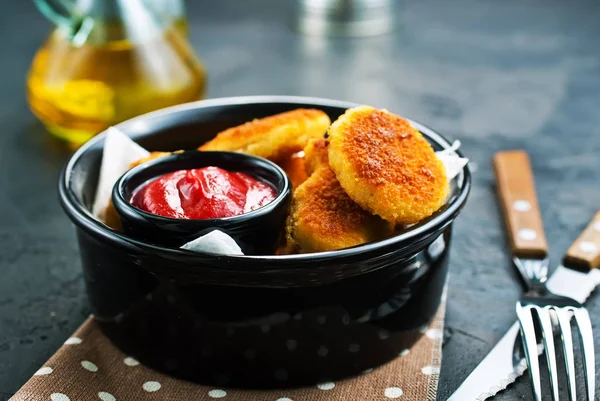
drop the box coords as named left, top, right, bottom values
left=283, top=138, right=392, bottom=253
left=103, top=199, right=122, bottom=231
left=303, top=137, right=329, bottom=176
left=128, top=151, right=172, bottom=168
left=327, top=106, right=449, bottom=224
left=277, top=152, right=308, bottom=189
left=198, top=109, right=331, bottom=161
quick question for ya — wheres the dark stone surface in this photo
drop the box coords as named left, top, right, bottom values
left=1, top=0, right=599, bottom=400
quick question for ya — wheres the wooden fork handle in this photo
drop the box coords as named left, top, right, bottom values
left=563, top=210, right=600, bottom=270
left=493, top=150, right=548, bottom=258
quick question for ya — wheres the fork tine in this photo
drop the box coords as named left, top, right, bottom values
left=556, top=308, right=577, bottom=401
left=516, top=304, right=543, bottom=401
left=574, top=308, right=596, bottom=401
left=538, top=307, right=560, bottom=401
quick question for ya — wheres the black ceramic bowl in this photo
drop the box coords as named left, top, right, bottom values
left=112, top=150, right=292, bottom=255
left=58, top=96, right=471, bottom=388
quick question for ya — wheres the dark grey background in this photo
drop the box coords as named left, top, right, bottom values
left=1, top=1, right=599, bottom=400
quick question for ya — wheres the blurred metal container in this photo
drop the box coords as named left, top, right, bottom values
left=295, top=0, right=398, bottom=37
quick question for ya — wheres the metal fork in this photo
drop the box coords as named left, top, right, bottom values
left=515, top=257, right=595, bottom=401
left=494, top=150, right=595, bottom=401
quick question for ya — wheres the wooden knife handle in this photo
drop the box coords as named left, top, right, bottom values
left=563, top=210, right=600, bottom=270
left=493, top=150, right=548, bottom=258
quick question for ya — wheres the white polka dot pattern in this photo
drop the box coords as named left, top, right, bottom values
left=123, top=357, right=139, bottom=366
left=14, top=288, right=448, bottom=401
left=208, top=389, right=227, bottom=398
left=579, top=241, right=598, bottom=253
left=426, top=329, right=442, bottom=340
left=518, top=228, right=537, bottom=241
left=317, top=382, right=335, bottom=390
left=384, top=387, right=404, bottom=398
left=594, top=222, right=600, bottom=232
left=142, top=381, right=161, bottom=392
left=421, top=366, right=440, bottom=375
left=317, top=346, right=328, bottom=357
left=286, top=339, right=297, bottom=351
left=513, top=200, right=531, bottom=212
left=81, top=361, right=98, bottom=372
left=34, top=367, right=53, bottom=375
left=98, top=391, right=116, bottom=401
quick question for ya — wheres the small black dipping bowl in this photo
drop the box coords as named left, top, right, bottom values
left=58, top=96, right=471, bottom=389
left=111, top=150, right=291, bottom=255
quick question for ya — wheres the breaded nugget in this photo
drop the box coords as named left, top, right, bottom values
left=129, top=151, right=172, bottom=168
left=199, top=109, right=331, bottom=161
left=303, top=137, right=329, bottom=176
left=284, top=139, right=391, bottom=253
left=277, top=152, right=308, bottom=189
left=103, top=199, right=122, bottom=232
left=275, top=242, right=297, bottom=255
left=327, top=106, right=449, bottom=224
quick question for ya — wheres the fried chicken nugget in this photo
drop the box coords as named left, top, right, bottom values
left=303, top=138, right=329, bottom=176
left=277, top=152, right=308, bottom=189
left=199, top=109, right=331, bottom=161
left=103, top=198, right=122, bottom=231
left=284, top=139, right=392, bottom=253
left=129, top=151, right=172, bottom=168
left=327, top=106, right=449, bottom=224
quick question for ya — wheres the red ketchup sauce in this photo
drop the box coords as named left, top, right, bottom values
left=131, top=166, right=277, bottom=219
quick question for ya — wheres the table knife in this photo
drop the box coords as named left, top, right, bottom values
left=448, top=210, right=600, bottom=401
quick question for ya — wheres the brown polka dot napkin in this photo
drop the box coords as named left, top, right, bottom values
left=10, top=302, right=445, bottom=401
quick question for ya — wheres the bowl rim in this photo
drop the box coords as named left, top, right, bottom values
left=59, top=95, right=472, bottom=262
left=113, top=149, right=291, bottom=224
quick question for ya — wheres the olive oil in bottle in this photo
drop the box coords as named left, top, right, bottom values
left=27, top=0, right=206, bottom=148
